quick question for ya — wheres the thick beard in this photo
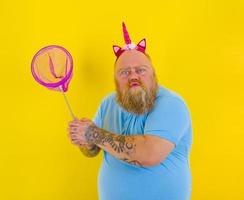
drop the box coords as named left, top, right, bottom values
left=115, top=79, right=158, bottom=115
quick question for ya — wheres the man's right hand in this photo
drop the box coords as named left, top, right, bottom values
left=67, top=120, right=100, bottom=157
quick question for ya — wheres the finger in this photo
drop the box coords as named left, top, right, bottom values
left=80, top=120, right=94, bottom=126
left=79, top=140, right=90, bottom=146
left=80, top=117, right=90, bottom=122
left=71, top=135, right=86, bottom=142
left=67, top=128, right=75, bottom=134
left=69, top=127, right=78, bottom=132
left=69, top=123, right=79, bottom=127
left=70, top=135, right=78, bottom=140
left=71, top=138, right=80, bottom=144
left=69, top=126, right=86, bottom=133
left=68, top=128, right=76, bottom=134
left=78, top=141, right=89, bottom=146
left=69, top=132, right=78, bottom=137
left=70, top=134, right=77, bottom=138
left=68, top=126, right=81, bottom=132
left=69, top=120, right=80, bottom=125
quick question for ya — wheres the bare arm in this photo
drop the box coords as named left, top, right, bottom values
left=84, top=125, right=175, bottom=167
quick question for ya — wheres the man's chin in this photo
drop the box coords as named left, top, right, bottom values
left=129, top=85, right=143, bottom=91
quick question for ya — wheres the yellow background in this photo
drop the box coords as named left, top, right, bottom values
left=0, top=0, right=244, bottom=199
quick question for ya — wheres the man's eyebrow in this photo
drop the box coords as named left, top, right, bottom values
left=135, top=65, right=149, bottom=68
left=118, top=65, right=149, bottom=72
left=118, top=67, right=131, bottom=72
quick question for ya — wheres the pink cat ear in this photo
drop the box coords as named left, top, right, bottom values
left=113, top=45, right=124, bottom=57
left=136, top=39, right=146, bottom=53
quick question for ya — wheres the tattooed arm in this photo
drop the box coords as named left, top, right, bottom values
left=79, top=145, right=101, bottom=158
left=84, top=125, right=175, bottom=167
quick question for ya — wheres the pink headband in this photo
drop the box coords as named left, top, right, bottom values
left=113, top=22, right=146, bottom=59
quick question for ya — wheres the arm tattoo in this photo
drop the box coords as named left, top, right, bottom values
left=85, top=125, right=142, bottom=166
left=79, top=145, right=100, bottom=157
left=122, top=158, right=143, bottom=167
left=85, top=125, right=136, bottom=155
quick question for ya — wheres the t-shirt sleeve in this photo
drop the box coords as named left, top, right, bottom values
left=92, top=95, right=109, bottom=128
left=144, top=96, right=190, bottom=146
left=92, top=105, right=103, bottom=128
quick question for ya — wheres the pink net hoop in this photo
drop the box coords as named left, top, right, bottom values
left=31, top=45, right=73, bottom=92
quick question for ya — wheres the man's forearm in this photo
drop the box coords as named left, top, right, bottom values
left=84, top=125, right=152, bottom=166
left=79, top=145, right=101, bottom=157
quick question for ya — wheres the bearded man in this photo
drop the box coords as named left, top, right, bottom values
left=68, top=23, right=192, bottom=200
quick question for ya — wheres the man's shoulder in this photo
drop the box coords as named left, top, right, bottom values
left=156, top=85, right=189, bottom=110
left=99, top=91, right=117, bottom=107
left=157, top=85, right=183, bottom=100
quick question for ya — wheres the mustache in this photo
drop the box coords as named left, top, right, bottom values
left=126, top=79, right=144, bottom=88
left=129, top=79, right=141, bottom=84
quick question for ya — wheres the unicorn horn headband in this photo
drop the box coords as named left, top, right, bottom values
left=113, top=22, right=146, bottom=59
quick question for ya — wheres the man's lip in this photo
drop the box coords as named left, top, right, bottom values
left=130, top=83, right=140, bottom=87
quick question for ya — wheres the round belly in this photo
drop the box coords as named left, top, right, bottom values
left=98, top=155, right=191, bottom=200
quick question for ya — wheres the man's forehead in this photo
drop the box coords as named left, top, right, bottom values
left=115, top=50, right=151, bottom=69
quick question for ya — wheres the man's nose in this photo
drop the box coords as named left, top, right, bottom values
left=128, top=70, right=139, bottom=81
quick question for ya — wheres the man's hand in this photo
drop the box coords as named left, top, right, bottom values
left=68, top=118, right=94, bottom=147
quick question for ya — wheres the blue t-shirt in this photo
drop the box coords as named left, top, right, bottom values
left=93, top=85, right=192, bottom=200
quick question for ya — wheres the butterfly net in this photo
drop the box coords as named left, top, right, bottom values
left=31, top=45, right=73, bottom=92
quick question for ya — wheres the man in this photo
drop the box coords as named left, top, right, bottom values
left=68, top=22, right=192, bottom=200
